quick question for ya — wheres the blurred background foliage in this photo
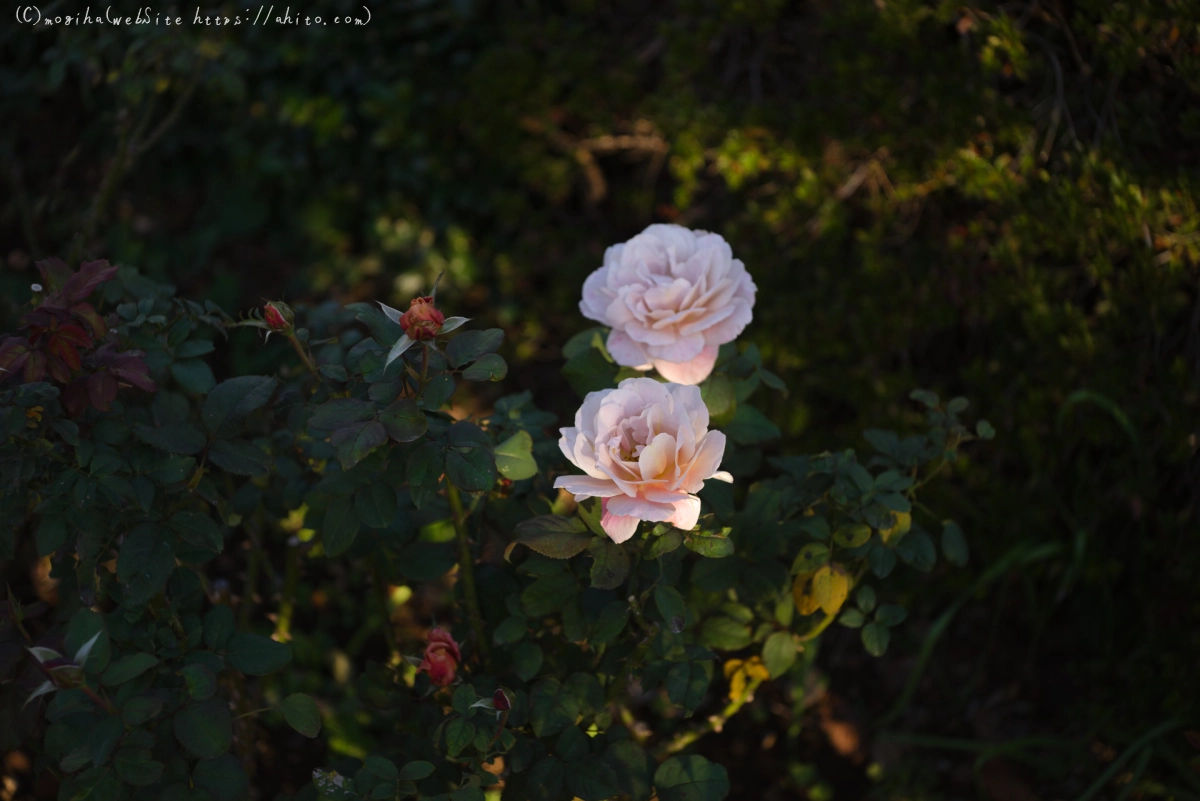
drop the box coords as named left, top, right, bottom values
left=3, top=0, right=1200, bottom=798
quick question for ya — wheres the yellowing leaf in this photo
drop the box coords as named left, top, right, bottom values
left=878, top=511, right=911, bottom=544
left=792, top=572, right=822, bottom=616
left=812, top=565, right=850, bottom=616
left=722, top=656, right=769, bottom=701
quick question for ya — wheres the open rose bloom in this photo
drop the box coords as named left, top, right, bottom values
left=580, top=224, right=756, bottom=385
left=554, top=378, right=733, bottom=543
left=420, top=628, right=461, bottom=687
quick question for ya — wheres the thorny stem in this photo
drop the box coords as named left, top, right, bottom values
left=654, top=674, right=766, bottom=759
left=30, top=659, right=116, bottom=716
left=446, top=482, right=490, bottom=668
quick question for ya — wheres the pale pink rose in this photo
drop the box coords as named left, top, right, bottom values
left=580, top=224, right=756, bottom=385
left=553, top=378, right=734, bottom=543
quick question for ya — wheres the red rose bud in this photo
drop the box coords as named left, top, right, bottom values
left=263, top=301, right=294, bottom=332
left=493, top=688, right=512, bottom=711
left=419, top=627, right=461, bottom=687
left=399, top=296, right=445, bottom=341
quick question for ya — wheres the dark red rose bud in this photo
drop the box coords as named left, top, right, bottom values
left=400, top=296, right=445, bottom=341
left=493, top=688, right=512, bottom=711
left=263, top=301, right=294, bottom=332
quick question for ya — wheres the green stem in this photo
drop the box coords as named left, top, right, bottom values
left=274, top=539, right=299, bottom=643
left=372, top=563, right=400, bottom=664
left=287, top=332, right=320, bottom=377
left=446, top=482, right=490, bottom=668
left=653, top=675, right=765, bottom=759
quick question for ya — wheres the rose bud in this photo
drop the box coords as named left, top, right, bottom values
left=399, top=296, right=445, bottom=341
left=493, top=688, right=512, bottom=711
left=419, top=627, right=461, bottom=687
left=263, top=301, right=294, bottom=332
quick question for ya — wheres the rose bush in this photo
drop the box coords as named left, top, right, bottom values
left=554, top=378, right=732, bottom=542
left=0, top=252, right=989, bottom=801
left=580, top=224, right=757, bottom=384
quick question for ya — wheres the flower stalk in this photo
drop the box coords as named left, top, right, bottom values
left=446, top=481, right=490, bottom=669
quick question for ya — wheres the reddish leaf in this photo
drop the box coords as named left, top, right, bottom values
left=35, top=258, right=73, bottom=294
left=45, top=353, right=72, bottom=384
left=23, top=350, right=46, bottom=383
left=71, top=302, right=108, bottom=338
left=87, top=372, right=120, bottom=411
left=62, top=260, right=117, bottom=303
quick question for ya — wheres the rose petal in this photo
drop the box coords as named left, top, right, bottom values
left=653, top=345, right=719, bottom=385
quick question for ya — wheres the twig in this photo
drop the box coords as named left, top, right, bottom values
left=653, top=674, right=766, bottom=759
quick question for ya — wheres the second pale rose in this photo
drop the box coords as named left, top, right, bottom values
left=553, top=377, right=732, bottom=543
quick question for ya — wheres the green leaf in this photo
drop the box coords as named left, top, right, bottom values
left=654, top=755, right=730, bottom=801
left=114, top=748, right=163, bottom=786
left=310, top=398, right=375, bottom=431
left=225, top=633, right=292, bottom=675
left=313, top=768, right=358, bottom=801
left=101, top=652, right=158, bottom=686
left=562, top=347, right=618, bottom=397
left=180, top=663, right=217, bottom=701
left=941, top=520, right=968, bottom=566
left=510, top=515, right=592, bottom=560
left=194, top=754, right=250, bottom=801
left=839, top=608, right=866, bottom=628
left=462, top=352, right=508, bottom=381
left=202, top=376, right=277, bottom=436
left=36, top=515, right=69, bottom=557
left=66, top=609, right=109, bottom=674
left=117, top=529, right=176, bottom=606
left=203, top=605, right=236, bottom=650
left=444, top=717, right=476, bottom=757
left=347, top=301, right=404, bottom=344
left=588, top=537, right=630, bottom=589
left=331, top=420, right=388, bottom=471
left=909, top=389, right=940, bottom=408
left=654, top=586, right=687, bottom=630
left=868, top=544, right=897, bottom=578
left=323, top=496, right=361, bottom=556
left=875, top=604, right=908, bottom=626
left=281, top=693, right=322, bottom=738
left=207, top=438, right=272, bottom=476
left=379, top=398, right=427, bottom=443
left=406, top=440, right=444, bottom=508
left=171, top=359, right=216, bottom=393
left=362, top=758, right=398, bottom=787
left=895, top=527, right=937, bottom=572
left=355, top=483, right=398, bottom=529
left=700, top=373, right=735, bottom=418
left=700, top=617, right=752, bottom=650
left=975, top=419, right=996, bottom=440
left=528, top=756, right=566, bottom=801
left=855, top=585, right=877, bottom=614
left=493, top=615, right=527, bottom=645
left=173, top=698, right=232, bottom=759
left=132, top=422, right=207, bottom=455
left=762, top=631, right=798, bottom=677
left=122, top=696, right=163, bottom=726
left=521, top=572, right=580, bottom=617
left=790, top=542, right=830, bottom=573
left=605, top=742, right=654, bottom=801
left=494, top=431, right=538, bottom=480
left=591, top=601, right=630, bottom=645
left=422, top=374, right=456, bottom=409
left=684, top=528, right=734, bottom=558
left=723, top=404, right=781, bottom=445
left=446, top=328, right=504, bottom=368
left=446, top=446, right=497, bottom=492
left=398, top=761, right=435, bottom=781
left=862, top=621, right=891, bottom=656
left=648, top=528, right=684, bottom=559
left=170, top=512, right=223, bottom=552
left=529, top=677, right=581, bottom=738
left=512, top=641, right=544, bottom=682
